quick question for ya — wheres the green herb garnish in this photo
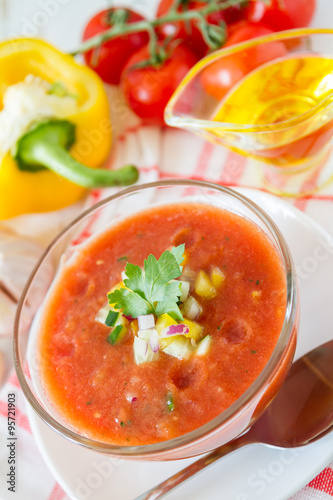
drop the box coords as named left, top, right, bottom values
left=256, top=280, right=260, bottom=285
left=166, top=392, right=175, bottom=412
left=105, top=310, right=119, bottom=327
left=251, top=350, right=258, bottom=354
left=108, top=244, right=185, bottom=321
left=117, top=256, right=128, bottom=262
left=107, top=325, right=123, bottom=345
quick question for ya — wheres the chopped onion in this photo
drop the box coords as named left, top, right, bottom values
left=195, top=335, right=212, bottom=356
left=181, top=267, right=196, bottom=285
left=138, top=328, right=153, bottom=341
left=133, top=336, right=159, bottom=364
left=138, top=314, right=155, bottom=330
left=179, top=281, right=190, bottom=302
left=162, top=323, right=189, bottom=337
left=182, top=296, right=202, bottom=320
left=134, top=336, right=148, bottom=364
left=121, top=271, right=127, bottom=281
left=149, top=329, right=160, bottom=353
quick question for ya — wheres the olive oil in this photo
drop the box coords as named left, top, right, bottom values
left=213, top=55, right=333, bottom=168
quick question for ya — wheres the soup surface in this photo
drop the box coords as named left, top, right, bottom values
left=39, top=203, right=286, bottom=445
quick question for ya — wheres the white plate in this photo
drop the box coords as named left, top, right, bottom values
left=26, top=188, right=333, bottom=500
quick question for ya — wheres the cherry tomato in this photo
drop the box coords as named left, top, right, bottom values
left=225, top=21, right=287, bottom=69
left=120, top=43, right=198, bottom=125
left=156, top=0, right=245, bottom=57
left=82, top=8, right=149, bottom=85
left=245, top=0, right=315, bottom=31
left=201, top=54, right=247, bottom=100
left=201, top=22, right=287, bottom=100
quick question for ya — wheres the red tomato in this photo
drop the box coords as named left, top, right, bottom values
left=201, top=22, right=287, bottom=100
left=82, top=8, right=149, bottom=85
left=226, top=21, right=287, bottom=69
left=245, top=0, right=316, bottom=31
left=120, top=43, right=198, bottom=125
left=156, top=0, right=245, bottom=57
left=201, top=55, right=247, bottom=100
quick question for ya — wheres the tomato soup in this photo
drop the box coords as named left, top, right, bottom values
left=38, top=203, right=286, bottom=445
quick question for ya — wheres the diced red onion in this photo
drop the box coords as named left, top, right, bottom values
left=162, top=324, right=189, bottom=337
left=138, top=314, right=155, bottom=330
left=149, top=329, right=160, bottom=353
left=123, top=314, right=134, bottom=322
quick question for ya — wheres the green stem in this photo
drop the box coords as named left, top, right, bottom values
left=29, top=143, right=139, bottom=188
left=15, top=120, right=139, bottom=188
left=71, top=0, right=249, bottom=55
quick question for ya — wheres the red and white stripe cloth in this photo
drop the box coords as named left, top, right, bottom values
left=0, top=87, right=333, bottom=499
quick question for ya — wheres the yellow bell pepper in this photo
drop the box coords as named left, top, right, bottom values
left=0, top=38, right=137, bottom=220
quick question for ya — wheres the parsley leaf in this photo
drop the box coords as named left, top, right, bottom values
left=108, top=244, right=185, bottom=321
left=108, top=288, right=152, bottom=318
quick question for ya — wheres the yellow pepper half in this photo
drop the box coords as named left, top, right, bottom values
left=0, top=39, right=136, bottom=220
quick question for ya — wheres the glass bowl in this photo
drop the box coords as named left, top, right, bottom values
left=14, top=180, right=298, bottom=460
left=165, top=29, right=333, bottom=197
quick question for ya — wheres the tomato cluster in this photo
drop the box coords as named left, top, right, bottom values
left=82, top=0, right=316, bottom=126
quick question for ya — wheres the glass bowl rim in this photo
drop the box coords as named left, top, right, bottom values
left=14, top=179, right=298, bottom=457
left=164, top=27, right=333, bottom=134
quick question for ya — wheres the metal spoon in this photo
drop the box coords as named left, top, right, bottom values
left=136, top=340, right=333, bottom=500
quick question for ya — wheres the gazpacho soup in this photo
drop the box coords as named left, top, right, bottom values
left=38, top=202, right=286, bottom=446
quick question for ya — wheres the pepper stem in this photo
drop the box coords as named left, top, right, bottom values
left=14, top=119, right=139, bottom=188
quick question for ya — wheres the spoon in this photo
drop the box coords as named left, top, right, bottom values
left=136, top=340, right=333, bottom=500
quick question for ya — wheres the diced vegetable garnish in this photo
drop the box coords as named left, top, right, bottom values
left=195, top=335, right=212, bottom=356
left=131, top=319, right=139, bottom=336
left=95, top=305, right=112, bottom=324
left=181, top=296, right=202, bottom=320
left=105, top=246, right=214, bottom=363
left=155, top=313, right=177, bottom=336
left=211, top=267, right=225, bottom=289
left=148, top=329, right=160, bottom=353
left=162, top=336, right=194, bottom=360
left=181, top=267, right=196, bottom=284
left=179, top=281, right=190, bottom=302
left=137, top=327, right=160, bottom=353
left=183, top=318, right=204, bottom=342
left=166, top=392, right=174, bottom=412
left=105, top=310, right=119, bottom=327
left=133, top=336, right=159, bottom=364
left=107, top=325, right=123, bottom=345
left=159, top=336, right=176, bottom=350
left=137, top=329, right=152, bottom=341
left=138, top=314, right=155, bottom=330
left=107, top=314, right=129, bottom=345
left=195, top=270, right=217, bottom=299
left=162, top=323, right=189, bottom=337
